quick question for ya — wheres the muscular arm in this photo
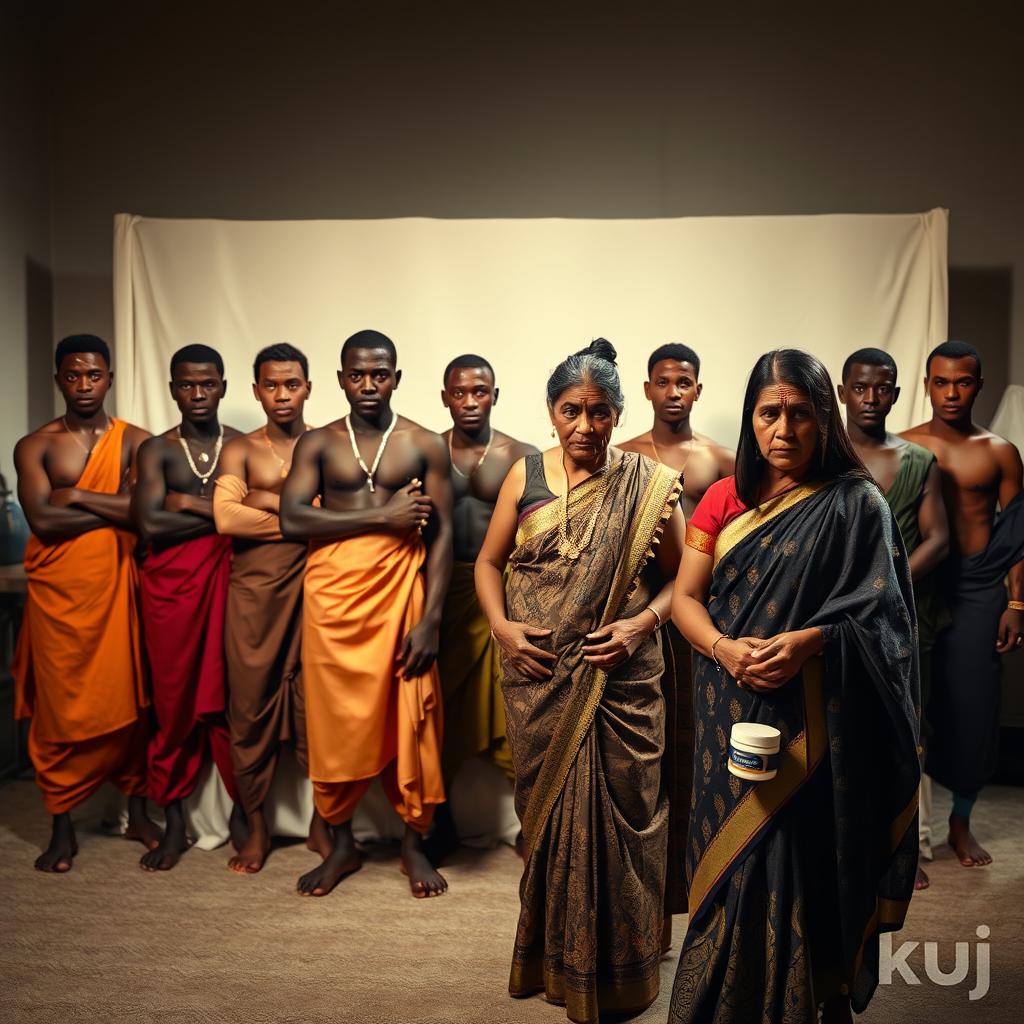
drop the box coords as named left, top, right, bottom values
left=279, top=431, right=396, bottom=540
left=213, top=440, right=282, bottom=540
left=909, top=460, right=950, bottom=582
left=131, top=438, right=214, bottom=544
left=14, top=435, right=109, bottom=543
left=64, top=424, right=153, bottom=529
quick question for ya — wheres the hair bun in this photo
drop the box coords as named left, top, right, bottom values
left=575, top=337, right=617, bottom=366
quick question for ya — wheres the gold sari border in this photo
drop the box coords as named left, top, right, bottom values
left=713, top=482, right=824, bottom=568
left=688, top=656, right=827, bottom=920
left=519, top=459, right=683, bottom=862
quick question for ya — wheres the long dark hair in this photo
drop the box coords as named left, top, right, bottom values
left=735, top=348, right=869, bottom=507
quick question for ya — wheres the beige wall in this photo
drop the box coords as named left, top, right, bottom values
left=31, top=1, right=1021, bottom=424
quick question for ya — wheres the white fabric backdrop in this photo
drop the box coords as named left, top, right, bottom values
left=114, top=211, right=948, bottom=444
left=109, top=211, right=948, bottom=849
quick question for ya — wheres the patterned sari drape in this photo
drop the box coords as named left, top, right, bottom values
left=503, top=451, right=682, bottom=1024
left=670, top=478, right=920, bottom=1023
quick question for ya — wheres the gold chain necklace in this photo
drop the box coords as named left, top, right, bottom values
left=62, top=414, right=111, bottom=458
left=449, top=428, right=493, bottom=479
left=650, top=434, right=694, bottom=473
left=345, top=412, right=396, bottom=493
left=176, top=426, right=223, bottom=489
left=556, top=450, right=617, bottom=561
left=262, top=425, right=309, bottom=478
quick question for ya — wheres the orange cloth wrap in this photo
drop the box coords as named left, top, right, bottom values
left=12, top=419, right=149, bottom=814
left=213, top=473, right=282, bottom=541
left=303, top=531, right=444, bottom=832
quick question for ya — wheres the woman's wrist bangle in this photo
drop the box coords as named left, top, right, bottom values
left=644, top=605, right=663, bottom=630
left=711, top=632, right=732, bottom=667
left=1008, top=600, right=1024, bottom=612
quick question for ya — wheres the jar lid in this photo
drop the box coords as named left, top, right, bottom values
left=731, top=722, right=781, bottom=751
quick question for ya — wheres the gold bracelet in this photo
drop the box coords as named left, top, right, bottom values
left=711, top=632, right=732, bottom=668
left=1008, top=600, right=1024, bottom=612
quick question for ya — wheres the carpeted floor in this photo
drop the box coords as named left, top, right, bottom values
left=1, top=779, right=1022, bottom=1024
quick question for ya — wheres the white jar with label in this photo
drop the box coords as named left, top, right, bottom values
left=727, top=722, right=781, bottom=781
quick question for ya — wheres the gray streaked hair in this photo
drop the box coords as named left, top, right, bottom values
left=545, top=338, right=624, bottom=418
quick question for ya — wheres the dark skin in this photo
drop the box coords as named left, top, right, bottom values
left=280, top=345, right=453, bottom=898
left=475, top=382, right=685, bottom=687
left=428, top=365, right=536, bottom=861
left=619, top=358, right=735, bottom=518
left=838, top=361, right=950, bottom=890
left=132, top=360, right=242, bottom=872
left=13, top=351, right=160, bottom=872
left=901, top=354, right=1024, bottom=869
left=215, top=360, right=331, bottom=873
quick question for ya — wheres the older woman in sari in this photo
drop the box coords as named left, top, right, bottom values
left=668, top=350, right=921, bottom=1024
left=476, top=339, right=686, bottom=1024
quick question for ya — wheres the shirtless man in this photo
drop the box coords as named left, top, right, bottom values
left=902, top=340, right=1024, bottom=868
left=429, top=354, right=536, bottom=860
left=13, top=334, right=159, bottom=871
left=619, top=343, right=735, bottom=517
left=213, top=343, right=330, bottom=873
left=838, top=347, right=950, bottom=889
left=620, top=342, right=734, bottom=917
left=133, top=344, right=243, bottom=871
left=280, top=329, right=453, bottom=897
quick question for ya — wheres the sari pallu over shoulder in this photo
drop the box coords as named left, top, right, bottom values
left=503, top=452, right=682, bottom=1024
left=679, top=477, right=920, bottom=1019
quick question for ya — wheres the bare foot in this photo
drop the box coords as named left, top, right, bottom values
left=124, top=796, right=161, bottom=850
left=915, top=865, right=930, bottom=890
left=228, top=809, right=270, bottom=874
left=229, top=802, right=248, bottom=853
left=297, top=821, right=361, bottom=896
left=305, top=809, right=333, bottom=860
left=140, top=801, right=190, bottom=872
left=948, top=814, right=992, bottom=866
left=401, top=826, right=448, bottom=898
left=35, top=814, right=78, bottom=873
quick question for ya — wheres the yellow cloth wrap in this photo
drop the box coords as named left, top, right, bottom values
left=438, top=561, right=514, bottom=784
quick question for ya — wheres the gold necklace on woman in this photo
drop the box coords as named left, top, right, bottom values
left=449, top=428, right=493, bottom=479
left=557, top=449, right=616, bottom=561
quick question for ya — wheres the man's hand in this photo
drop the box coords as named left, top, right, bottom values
left=384, top=480, right=433, bottom=533
left=492, top=620, right=556, bottom=680
left=582, top=613, right=657, bottom=669
left=996, top=608, right=1024, bottom=654
left=398, top=620, right=441, bottom=680
left=49, top=488, right=81, bottom=508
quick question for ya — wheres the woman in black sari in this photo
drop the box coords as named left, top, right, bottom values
left=669, top=350, right=920, bottom=1024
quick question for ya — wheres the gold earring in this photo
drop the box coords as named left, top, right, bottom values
left=551, top=427, right=555, bottom=437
